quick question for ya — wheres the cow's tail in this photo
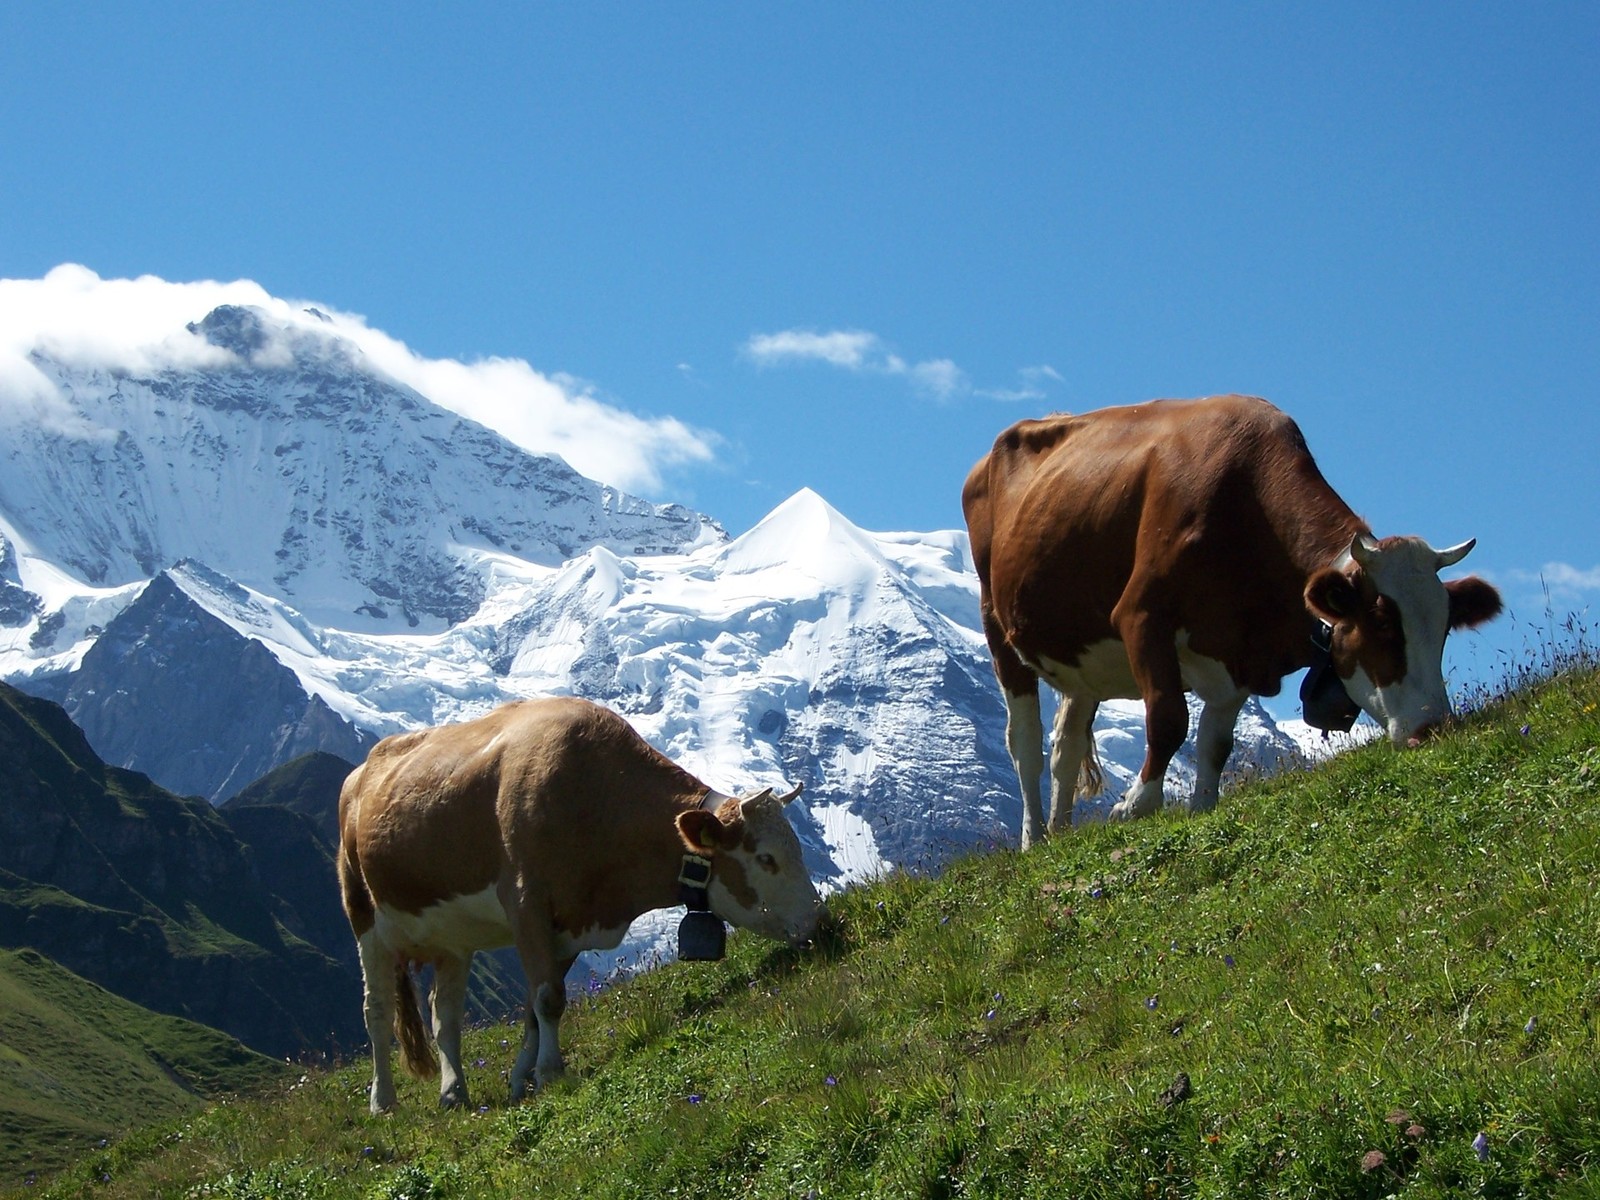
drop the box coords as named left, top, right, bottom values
left=393, top=962, right=439, bottom=1080
left=1080, top=736, right=1105, bottom=799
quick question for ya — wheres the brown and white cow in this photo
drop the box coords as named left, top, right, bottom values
left=962, top=394, right=1502, bottom=846
left=338, top=695, right=822, bottom=1113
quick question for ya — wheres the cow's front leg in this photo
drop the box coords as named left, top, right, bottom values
left=532, top=978, right=568, bottom=1086
left=1190, top=689, right=1248, bottom=813
left=430, top=953, right=472, bottom=1108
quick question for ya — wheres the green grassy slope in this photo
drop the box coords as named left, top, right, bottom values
left=0, top=949, right=291, bottom=1185
left=17, top=668, right=1600, bottom=1198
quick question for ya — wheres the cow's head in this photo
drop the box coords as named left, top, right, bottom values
left=1304, top=534, right=1502, bottom=747
left=676, top=785, right=822, bottom=945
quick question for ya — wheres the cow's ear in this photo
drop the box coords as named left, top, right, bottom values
left=677, top=810, right=729, bottom=854
left=1305, top=568, right=1361, bottom=623
left=1447, top=576, right=1503, bottom=630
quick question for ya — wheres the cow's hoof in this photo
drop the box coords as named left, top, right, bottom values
left=440, top=1088, right=469, bottom=1110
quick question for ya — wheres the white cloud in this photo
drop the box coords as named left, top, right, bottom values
left=743, top=327, right=1055, bottom=406
left=744, top=329, right=883, bottom=370
left=0, top=265, right=716, bottom=496
left=908, top=358, right=967, bottom=401
left=975, top=365, right=1066, bottom=403
left=1506, top=562, right=1600, bottom=608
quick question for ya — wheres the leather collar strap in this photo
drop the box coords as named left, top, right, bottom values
left=1301, top=622, right=1360, bottom=733
left=678, top=853, right=713, bottom=911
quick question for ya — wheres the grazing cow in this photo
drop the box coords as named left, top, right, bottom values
left=338, top=696, right=822, bottom=1113
left=962, top=394, right=1502, bottom=846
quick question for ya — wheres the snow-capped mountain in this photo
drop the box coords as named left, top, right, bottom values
left=0, top=303, right=717, bottom=632
left=0, top=278, right=1325, bottom=907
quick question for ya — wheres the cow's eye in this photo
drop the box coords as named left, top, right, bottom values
left=756, top=853, right=777, bottom=870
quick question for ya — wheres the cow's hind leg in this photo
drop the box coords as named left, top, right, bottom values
left=1047, top=694, right=1099, bottom=835
left=430, top=952, right=472, bottom=1108
left=1004, top=686, right=1048, bottom=849
left=356, top=930, right=400, bottom=1114
left=1111, top=607, right=1187, bottom=821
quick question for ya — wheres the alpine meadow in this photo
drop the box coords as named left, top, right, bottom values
left=10, top=645, right=1599, bottom=1198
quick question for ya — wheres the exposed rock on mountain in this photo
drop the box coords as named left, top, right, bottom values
left=0, top=681, right=362, bottom=1058
left=27, top=568, right=376, bottom=802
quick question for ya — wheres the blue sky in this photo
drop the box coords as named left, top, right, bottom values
left=2, top=3, right=1596, bottom=693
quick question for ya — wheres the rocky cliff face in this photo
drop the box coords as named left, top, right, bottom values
left=0, top=681, right=362, bottom=1058
left=27, top=569, right=376, bottom=802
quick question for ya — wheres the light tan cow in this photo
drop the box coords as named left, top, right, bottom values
left=338, top=695, right=822, bottom=1113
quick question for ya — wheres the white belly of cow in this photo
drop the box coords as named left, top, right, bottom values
left=372, top=887, right=634, bottom=961
left=1033, top=634, right=1242, bottom=703
left=375, top=888, right=514, bottom=958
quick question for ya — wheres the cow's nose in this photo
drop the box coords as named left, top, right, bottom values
left=1405, top=721, right=1442, bottom=748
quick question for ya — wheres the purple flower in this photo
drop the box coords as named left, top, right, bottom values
left=473, top=1057, right=488, bottom=1068
left=1090, top=887, right=1104, bottom=899
left=687, top=1093, right=704, bottom=1105
left=362, top=1146, right=374, bottom=1157
left=477, top=1105, right=489, bottom=1114
left=1224, top=954, right=1236, bottom=968
left=1473, top=1131, right=1490, bottom=1161
left=1520, top=724, right=1531, bottom=737
left=984, top=1009, right=997, bottom=1021
left=1146, top=995, right=1159, bottom=1010
left=1525, top=1016, right=1537, bottom=1034
left=825, top=1075, right=838, bottom=1087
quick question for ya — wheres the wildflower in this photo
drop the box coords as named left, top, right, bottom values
left=1224, top=954, right=1236, bottom=968
left=687, top=1093, right=704, bottom=1105
left=1146, top=995, right=1159, bottom=1010
left=825, top=1075, right=838, bottom=1087
left=1520, top=724, right=1531, bottom=737
left=473, top=1057, right=488, bottom=1068
left=1525, top=1016, right=1537, bottom=1034
left=1090, top=886, right=1104, bottom=899
left=984, top=1008, right=997, bottom=1021
left=1360, top=1150, right=1387, bottom=1173
left=1473, top=1131, right=1490, bottom=1161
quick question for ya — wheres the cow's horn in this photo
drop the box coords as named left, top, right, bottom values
left=1432, top=538, right=1476, bottom=570
left=1349, top=533, right=1380, bottom=567
left=776, top=783, right=804, bottom=805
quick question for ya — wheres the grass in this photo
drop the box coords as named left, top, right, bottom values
left=11, top=660, right=1600, bottom=1198
left=0, top=950, right=291, bottom=1186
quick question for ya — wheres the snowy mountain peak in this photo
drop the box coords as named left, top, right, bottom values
left=0, top=301, right=718, bottom=631
left=719, top=487, right=893, bottom=586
